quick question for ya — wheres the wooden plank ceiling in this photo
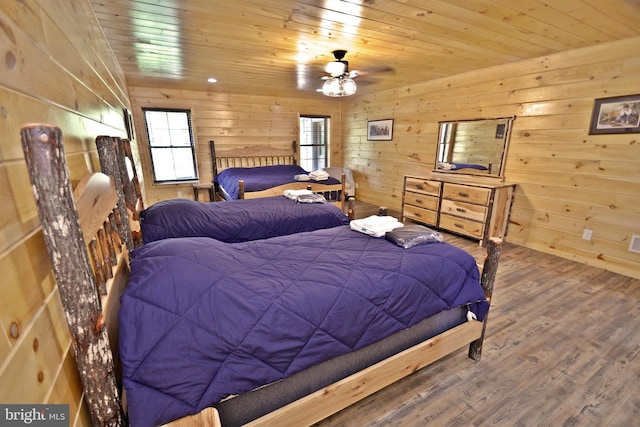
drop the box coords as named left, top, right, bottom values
left=90, top=0, right=640, bottom=97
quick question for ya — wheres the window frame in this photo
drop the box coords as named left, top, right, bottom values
left=299, top=115, right=330, bottom=171
left=142, top=107, right=199, bottom=184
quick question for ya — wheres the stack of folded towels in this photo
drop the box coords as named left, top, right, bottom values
left=350, top=215, right=404, bottom=237
left=308, top=170, right=329, bottom=181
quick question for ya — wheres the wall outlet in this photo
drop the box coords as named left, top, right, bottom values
left=582, top=229, right=593, bottom=240
left=177, top=191, right=183, bottom=198
left=630, top=234, right=640, bottom=253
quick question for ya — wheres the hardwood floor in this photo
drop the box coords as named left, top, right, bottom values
left=318, top=202, right=640, bottom=426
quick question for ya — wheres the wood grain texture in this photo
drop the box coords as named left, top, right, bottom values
left=89, top=0, right=640, bottom=97
left=0, top=2, right=135, bottom=425
left=21, top=125, right=124, bottom=426
left=314, top=229, right=640, bottom=427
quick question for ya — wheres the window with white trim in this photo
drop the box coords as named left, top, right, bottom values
left=143, top=108, right=198, bottom=183
left=299, top=116, right=330, bottom=171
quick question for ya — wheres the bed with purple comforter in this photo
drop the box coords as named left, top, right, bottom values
left=215, top=164, right=341, bottom=200
left=119, top=225, right=488, bottom=427
left=139, top=197, right=349, bottom=243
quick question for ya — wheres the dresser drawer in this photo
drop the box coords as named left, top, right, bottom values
left=404, top=177, right=441, bottom=196
left=440, top=199, right=487, bottom=222
left=439, top=214, right=484, bottom=239
left=404, top=191, right=439, bottom=211
left=403, top=205, right=438, bottom=226
left=442, top=183, right=491, bottom=205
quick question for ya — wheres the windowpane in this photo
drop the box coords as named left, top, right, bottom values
left=144, top=109, right=198, bottom=182
left=299, top=116, right=329, bottom=171
left=151, top=147, right=197, bottom=181
left=170, top=129, right=191, bottom=146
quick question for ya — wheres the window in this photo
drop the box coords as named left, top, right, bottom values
left=299, top=116, right=330, bottom=171
left=143, top=108, right=198, bottom=182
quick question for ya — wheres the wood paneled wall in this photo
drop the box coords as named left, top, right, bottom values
left=128, top=87, right=342, bottom=203
left=341, top=37, right=640, bottom=280
left=0, top=1, right=133, bottom=425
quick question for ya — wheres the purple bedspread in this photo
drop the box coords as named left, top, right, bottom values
left=215, top=164, right=341, bottom=200
left=120, top=226, right=488, bottom=427
left=451, top=162, right=488, bottom=170
left=139, top=197, right=349, bottom=243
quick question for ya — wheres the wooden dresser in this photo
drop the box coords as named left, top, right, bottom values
left=402, top=175, right=516, bottom=246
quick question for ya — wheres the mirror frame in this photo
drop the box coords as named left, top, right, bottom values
left=433, top=116, right=515, bottom=180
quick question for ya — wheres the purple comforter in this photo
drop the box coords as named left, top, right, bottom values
left=119, top=226, right=488, bottom=427
left=139, top=197, right=349, bottom=243
left=215, top=164, right=341, bottom=200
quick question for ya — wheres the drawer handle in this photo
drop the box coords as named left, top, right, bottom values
left=415, top=198, right=424, bottom=204
left=416, top=184, right=424, bottom=190
left=456, top=207, right=466, bottom=213
left=454, top=223, right=465, bottom=229
left=458, top=192, right=470, bottom=198
left=415, top=212, right=422, bottom=217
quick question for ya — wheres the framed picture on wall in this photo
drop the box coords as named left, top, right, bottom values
left=589, top=94, right=640, bottom=134
left=367, top=119, right=394, bottom=141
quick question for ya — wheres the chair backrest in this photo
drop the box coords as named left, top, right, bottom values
left=323, top=167, right=355, bottom=198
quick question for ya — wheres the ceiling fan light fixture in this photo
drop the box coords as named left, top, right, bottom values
left=325, top=61, right=347, bottom=76
left=322, top=76, right=357, bottom=97
left=342, top=77, right=357, bottom=95
left=321, top=49, right=357, bottom=97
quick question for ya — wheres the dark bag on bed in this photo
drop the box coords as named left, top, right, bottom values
left=295, top=194, right=326, bottom=204
left=385, top=224, right=443, bottom=248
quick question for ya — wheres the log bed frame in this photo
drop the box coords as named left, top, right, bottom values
left=210, top=140, right=347, bottom=212
left=21, top=124, right=502, bottom=427
left=95, top=135, right=145, bottom=248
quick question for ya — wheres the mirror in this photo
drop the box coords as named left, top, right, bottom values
left=434, top=116, right=515, bottom=179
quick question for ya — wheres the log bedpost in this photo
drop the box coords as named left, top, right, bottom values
left=210, top=139, right=221, bottom=199
left=292, top=139, right=298, bottom=165
left=347, top=197, right=355, bottom=220
left=469, top=236, right=503, bottom=361
left=116, top=139, right=138, bottom=211
left=96, top=135, right=135, bottom=252
left=238, top=179, right=246, bottom=199
left=21, top=125, right=125, bottom=426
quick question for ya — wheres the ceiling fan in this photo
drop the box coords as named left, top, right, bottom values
left=321, top=50, right=393, bottom=97
left=321, top=50, right=358, bottom=97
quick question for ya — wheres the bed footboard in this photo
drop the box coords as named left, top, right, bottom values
left=238, top=173, right=347, bottom=212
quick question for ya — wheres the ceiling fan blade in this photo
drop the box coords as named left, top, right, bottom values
left=352, top=65, right=395, bottom=77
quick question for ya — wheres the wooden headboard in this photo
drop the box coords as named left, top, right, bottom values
left=21, top=125, right=128, bottom=425
left=210, top=139, right=298, bottom=180
left=96, top=135, right=144, bottom=248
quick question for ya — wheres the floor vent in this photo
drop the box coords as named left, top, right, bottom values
left=630, top=235, right=640, bottom=254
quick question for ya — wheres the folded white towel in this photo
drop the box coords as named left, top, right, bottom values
left=309, top=170, right=329, bottom=181
left=284, top=189, right=313, bottom=199
left=294, top=174, right=310, bottom=181
left=350, top=215, right=404, bottom=237
left=357, top=215, right=399, bottom=229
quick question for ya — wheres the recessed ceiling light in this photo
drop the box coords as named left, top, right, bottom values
left=207, top=77, right=217, bottom=83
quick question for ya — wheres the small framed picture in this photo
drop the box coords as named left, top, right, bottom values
left=589, top=94, right=640, bottom=135
left=367, top=119, right=394, bottom=141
